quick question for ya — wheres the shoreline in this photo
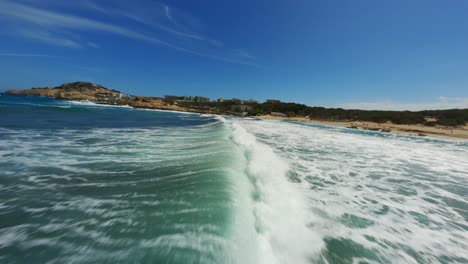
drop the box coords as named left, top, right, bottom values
left=257, top=115, right=468, bottom=140
left=4, top=93, right=468, bottom=140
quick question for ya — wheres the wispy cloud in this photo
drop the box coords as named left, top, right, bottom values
left=0, top=0, right=256, bottom=66
left=87, top=41, right=99, bottom=48
left=84, top=1, right=184, bottom=37
left=0, top=1, right=167, bottom=44
left=15, top=28, right=81, bottom=48
left=0, top=53, right=58, bottom=57
left=340, top=97, right=468, bottom=111
left=85, top=1, right=222, bottom=45
left=164, top=5, right=175, bottom=24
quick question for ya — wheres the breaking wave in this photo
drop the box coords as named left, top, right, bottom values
left=1, top=94, right=467, bottom=263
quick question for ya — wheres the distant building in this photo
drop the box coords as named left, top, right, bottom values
left=232, top=104, right=253, bottom=112
left=267, top=99, right=281, bottom=104
left=243, top=99, right=258, bottom=104
left=184, top=96, right=210, bottom=103
left=197, top=96, right=210, bottom=102
left=271, top=112, right=287, bottom=117
left=164, top=95, right=185, bottom=101
left=217, top=98, right=224, bottom=102
left=118, top=93, right=134, bottom=100
left=231, top=98, right=258, bottom=104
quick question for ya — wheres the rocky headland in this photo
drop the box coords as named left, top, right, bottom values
left=6, top=82, right=217, bottom=114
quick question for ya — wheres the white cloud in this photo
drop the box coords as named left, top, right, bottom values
left=87, top=41, right=99, bottom=48
left=232, top=49, right=256, bottom=60
left=84, top=1, right=204, bottom=41
left=164, top=4, right=176, bottom=25
left=340, top=97, right=468, bottom=111
left=0, top=0, right=256, bottom=66
left=0, top=53, right=57, bottom=57
left=0, top=0, right=166, bottom=44
left=15, top=28, right=81, bottom=48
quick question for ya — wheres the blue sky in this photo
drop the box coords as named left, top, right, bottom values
left=1, top=0, right=468, bottom=110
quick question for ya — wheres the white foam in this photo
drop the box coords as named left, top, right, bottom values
left=67, top=100, right=132, bottom=108
left=136, top=107, right=199, bottom=115
left=233, top=118, right=468, bottom=263
left=225, top=119, right=324, bottom=264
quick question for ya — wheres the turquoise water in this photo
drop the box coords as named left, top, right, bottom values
left=0, top=94, right=467, bottom=263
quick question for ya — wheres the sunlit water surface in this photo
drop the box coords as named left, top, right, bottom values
left=1, top=94, right=467, bottom=263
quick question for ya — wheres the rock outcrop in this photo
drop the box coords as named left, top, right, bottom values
left=5, top=81, right=217, bottom=114
left=6, top=82, right=126, bottom=102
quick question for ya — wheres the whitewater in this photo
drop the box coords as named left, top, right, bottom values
left=0, top=94, right=467, bottom=263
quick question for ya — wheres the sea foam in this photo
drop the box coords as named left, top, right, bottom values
left=226, top=119, right=324, bottom=264
left=233, top=118, right=468, bottom=263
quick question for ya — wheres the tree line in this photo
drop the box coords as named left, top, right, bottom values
left=186, top=100, right=468, bottom=127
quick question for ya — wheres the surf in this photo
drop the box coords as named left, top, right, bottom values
left=225, top=118, right=324, bottom=263
left=1, top=94, right=467, bottom=263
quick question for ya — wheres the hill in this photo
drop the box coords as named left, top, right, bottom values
left=6, top=82, right=124, bottom=102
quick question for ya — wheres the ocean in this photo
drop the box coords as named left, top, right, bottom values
left=0, top=94, right=467, bottom=264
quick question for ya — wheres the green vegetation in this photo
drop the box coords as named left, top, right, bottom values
left=189, top=100, right=468, bottom=126
left=7, top=81, right=468, bottom=127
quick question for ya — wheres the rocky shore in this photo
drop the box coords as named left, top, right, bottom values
left=6, top=82, right=219, bottom=114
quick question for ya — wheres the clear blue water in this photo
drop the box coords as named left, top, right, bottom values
left=1, top=94, right=467, bottom=263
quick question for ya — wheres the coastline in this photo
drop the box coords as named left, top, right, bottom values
left=4, top=90, right=468, bottom=140
left=257, top=115, right=468, bottom=140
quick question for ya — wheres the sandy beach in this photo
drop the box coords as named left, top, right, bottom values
left=258, top=115, right=468, bottom=140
